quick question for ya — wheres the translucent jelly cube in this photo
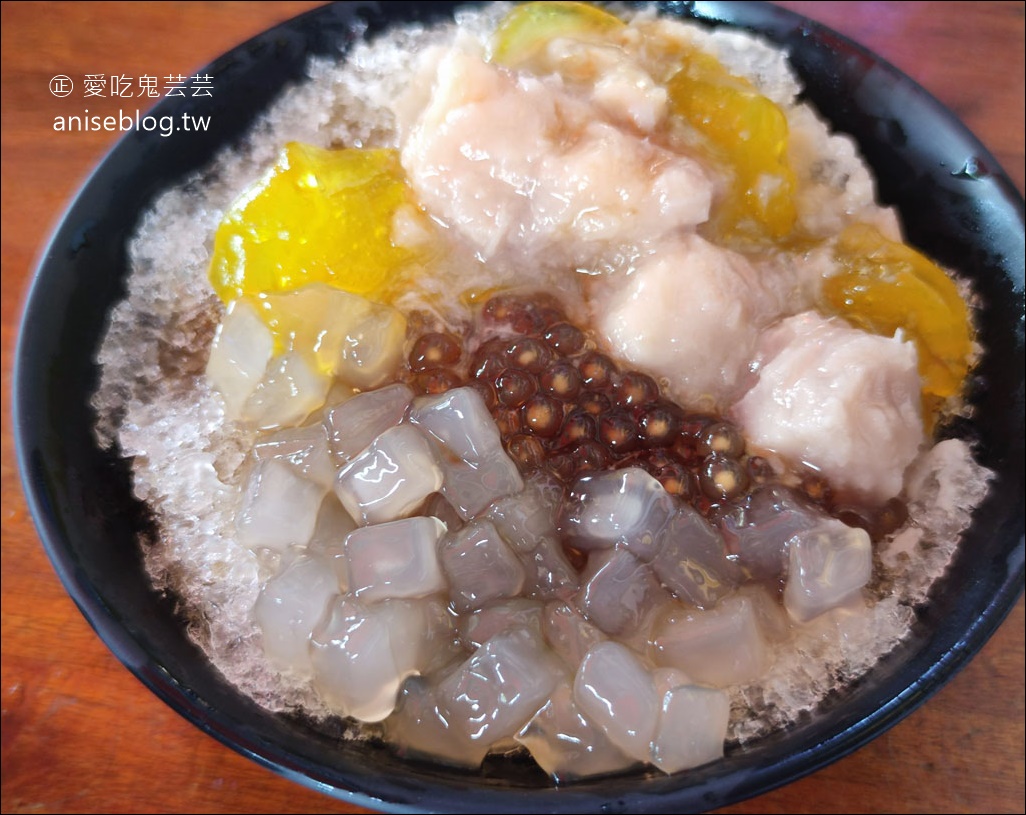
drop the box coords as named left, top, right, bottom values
left=335, top=424, right=443, bottom=525
left=345, top=516, right=448, bottom=603
left=516, top=681, right=638, bottom=783
left=784, top=517, right=872, bottom=623
left=649, top=505, right=742, bottom=609
left=542, top=601, right=607, bottom=670
left=410, top=387, right=523, bottom=518
left=437, top=627, right=564, bottom=749
left=651, top=684, right=730, bottom=773
left=561, top=468, right=675, bottom=553
left=651, top=594, right=769, bottom=687
left=460, top=598, right=545, bottom=650
left=439, top=519, right=526, bottom=613
left=573, top=640, right=660, bottom=763
left=243, top=350, right=331, bottom=430
left=310, top=596, right=437, bottom=722
left=252, top=553, right=341, bottom=678
left=253, top=420, right=336, bottom=491
left=324, top=383, right=413, bottom=465
left=575, top=546, right=668, bottom=636
left=236, top=458, right=326, bottom=553
left=205, top=297, right=274, bottom=420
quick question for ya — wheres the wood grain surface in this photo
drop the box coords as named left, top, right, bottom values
left=2, top=2, right=1023, bottom=813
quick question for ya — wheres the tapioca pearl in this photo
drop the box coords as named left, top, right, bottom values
left=578, top=352, right=618, bottom=391
left=834, top=497, right=909, bottom=541
left=409, top=332, right=462, bottom=372
left=746, top=455, right=776, bottom=485
left=506, top=337, right=552, bottom=374
left=598, top=409, right=639, bottom=455
left=655, top=460, right=694, bottom=499
left=522, top=393, right=564, bottom=438
left=637, top=401, right=684, bottom=448
left=540, top=361, right=582, bottom=400
left=482, top=293, right=545, bottom=335
left=468, top=378, right=498, bottom=411
left=470, top=338, right=509, bottom=381
left=556, top=409, right=597, bottom=449
left=699, top=454, right=750, bottom=501
left=495, top=368, right=537, bottom=407
left=699, top=421, right=745, bottom=458
left=507, top=434, right=547, bottom=471
left=570, top=440, right=611, bottom=475
left=413, top=369, right=462, bottom=395
left=495, top=407, right=522, bottom=438
left=578, top=391, right=611, bottom=417
left=542, top=321, right=586, bottom=356
left=615, top=371, right=659, bottom=407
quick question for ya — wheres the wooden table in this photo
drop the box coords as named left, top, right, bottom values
left=2, top=2, right=1022, bottom=813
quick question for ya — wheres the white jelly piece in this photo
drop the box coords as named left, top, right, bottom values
left=436, top=627, right=564, bottom=749
left=236, top=458, right=325, bottom=553
left=542, top=601, right=607, bottom=671
left=784, top=517, right=872, bottom=623
left=652, top=595, right=769, bottom=687
left=205, top=297, right=274, bottom=421
left=561, top=468, right=675, bottom=553
left=651, top=684, right=730, bottom=774
left=253, top=420, right=336, bottom=491
left=516, top=681, right=638, bottom=783
left=253, top=553, right=340, bottom=678
left=575, top=546, right=667, bottom=636
left=325, top=383, right=413, bottom=466
left=310, top=596, right=432, bottom=722
left=243, top=350, right=332, bottom=430
left=440, top=518, right=526, bottom=613
left=335, top=424, right=443, bottom=525
left=345, top=516, right=447, bottom=603
left=573, top=640, right=660, bottom=764
left=649, top=505, right=741, bottom=609
left=460, top=598, right=545, bottom=650
left=410, top=387, right=523, bottom=519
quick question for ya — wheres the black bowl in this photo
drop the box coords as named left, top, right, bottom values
left=14, top=2, right=1025, bottom=812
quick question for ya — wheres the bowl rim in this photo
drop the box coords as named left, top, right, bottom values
left=13, top=1, right=1026, bottom=812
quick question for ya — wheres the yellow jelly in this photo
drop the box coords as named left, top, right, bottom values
left=667, top=47, right=797, bottom=243
left=209, top=142, right=417, bottom=303
left=823, top=223, right=974, bottom=409
left=491, top=0, right=625, bottom=67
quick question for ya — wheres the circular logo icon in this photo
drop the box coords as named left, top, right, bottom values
left=50, top=75, right=74, bottom=97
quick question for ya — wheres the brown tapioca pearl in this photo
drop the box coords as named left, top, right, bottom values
left=835, top=497, right=909, bottom=541
left=481, top=293, right=541, bottom=333
left=671, top=434, right=705, bottom=469
left=578, top=351, right=618, bottom=390
left=505, top=337, right=552, bottom=374
left=656, top=461, right=693, bottom=499
left=534, top=302, right=567, bottom=331
left=522, top=393, right=563, bottom=438
left=542, top=321, right=586, bottom=356
left=638, top=400, right=684, bottom=448
left=800, top=472, right=832, bottom=505
left=413, top=369, right=462, bottom=395
left=699, top=454, right=750, bottom=501
left=570, top=439, right=611, bottom=474
left=616, top=371, right=659, bottom=407
left=494, top=407, right=522, bottom=438
left=469, top=337, right=509, bottom=381
left=746, top=455, right=776, bottom=485
left=540, top=361, right=582, bottom=400
left=599, top=409, right=639, bottom=455
left=556, top=409, right=597, bottom=449
left=495, top=368, right=537, bottom=407
left=506, top=434, right=547, bottom=470
left=409, top=332, right=462, bottom=372
left=467, top=378, right=497, bottom=410
left=699, top=421, right=745, bottom=458
left=546, top=451, right=577, bottom=482
left=578, top=390, right=611, bottom=417
left=679, top=413, right=716, bottom=441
